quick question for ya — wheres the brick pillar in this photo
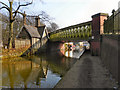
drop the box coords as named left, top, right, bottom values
left=91, top=13, right=108, bottom=56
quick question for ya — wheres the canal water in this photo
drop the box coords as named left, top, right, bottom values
left=1, top=47, right=84, bottom=88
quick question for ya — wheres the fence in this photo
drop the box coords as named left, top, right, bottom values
left=104, top=8, right=120, bottom=34
left=15, top=39, right=30, bottom=49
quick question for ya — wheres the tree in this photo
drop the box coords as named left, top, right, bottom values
left=38, top=11, right=59, bottom=32
left=50, top=22, right=59, bottom=31
left=47, top=22, right=59, bottom=33
left=1, top=14, right=9, bottom=48
left=1, top=13, right=24, bottom=48
left=0, top=0, right=33, bottom=49
left=26, top=11, right=53, bottom=26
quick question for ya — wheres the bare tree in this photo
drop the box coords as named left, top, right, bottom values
left=39, top=11, right=52, bottom=23
left=1, top=13, right=24, bottom=48
left=1, top=14, right=9, bottom=48
left=26, top=11, right=59, bottom=33
left=0, top=0, right=33, bottom=49
left=50, top=22, right=59, bottom=31
left=47, top=22, right=59, bottom=33
left=26, top=11, right=53, bottom=26
left=38, top=11, right=59, bottom=32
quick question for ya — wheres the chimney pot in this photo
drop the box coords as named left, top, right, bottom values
left=35, top=16, right=40, bottom=27
left=23, top=11, right=26, bottom=25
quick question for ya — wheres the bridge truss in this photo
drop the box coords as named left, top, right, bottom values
left=50, top=21, right=92, bottom=41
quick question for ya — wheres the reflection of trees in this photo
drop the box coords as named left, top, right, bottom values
left=2, top=57, right=49, bottom=88
left=21, top=56, right=49, bottom=88
left=8, top=63, right=14, bottom=89
left=26, top=54, right=68, bottom=77
left=2, top=58, right=33, bottom=88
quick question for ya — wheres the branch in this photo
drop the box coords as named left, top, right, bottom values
left=13, top=11, right=25, bottom=18
left=13, top=0, right=33, bottom=18
left=0, top=1, right=9, bottom=9
left=26, top=15, right=37, bottom=17
left=16, top=0, right=33, bottom=11
left=41, top=17, right=51, bottom=25
left=0, top=6, right=10, bottom=12
left=17, top=11, right=24, bottom=15
left=26, top=18, right=32, bottom=25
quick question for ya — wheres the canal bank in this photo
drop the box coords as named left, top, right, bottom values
left=54, top=51, right=118, bottom=88
left=1, top=47, right=29, bottom=59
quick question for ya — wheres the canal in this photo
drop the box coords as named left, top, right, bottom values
left=1, top=45, right=84, bottom=88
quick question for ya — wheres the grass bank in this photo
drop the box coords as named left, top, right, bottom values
left=1, top=46, right=30, bottom=59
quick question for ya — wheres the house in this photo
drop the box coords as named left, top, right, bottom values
left=15, top=16, right=49, bottom=53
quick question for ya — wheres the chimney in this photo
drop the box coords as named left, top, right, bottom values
left=23, top=11, right=26, bottom=25
left=35, top=16, right=40, bottom=27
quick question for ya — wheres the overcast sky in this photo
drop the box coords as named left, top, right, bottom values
left=0, top=0, right=120, bottom=28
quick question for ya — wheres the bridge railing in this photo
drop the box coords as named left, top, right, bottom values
left=104, top=8, right=120, bottom=34
left=50, top=21, right=92, bottom=41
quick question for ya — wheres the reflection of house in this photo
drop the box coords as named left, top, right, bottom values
left=15, top=16, right=48, bottom=54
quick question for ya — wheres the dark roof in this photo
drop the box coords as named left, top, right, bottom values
left=24, top=24, right=41, bottom=38
left=37, top=25, right=46, bottom=37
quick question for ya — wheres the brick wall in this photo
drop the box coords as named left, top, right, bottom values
left=100, top=35, right=120, bottom=84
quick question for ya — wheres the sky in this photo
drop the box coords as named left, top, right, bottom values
left=0, top=0, right=120, bottom=28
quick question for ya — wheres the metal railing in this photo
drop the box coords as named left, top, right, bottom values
left=50, top=21, right=92, bottom=41
left=104, top=8, right=120, bottom=34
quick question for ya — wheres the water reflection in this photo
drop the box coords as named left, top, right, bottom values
left=2, top=51, right=77, bottom=88
left=60, top=46, right=84, bottom=59
left=60, top=42, right=85, bottom=59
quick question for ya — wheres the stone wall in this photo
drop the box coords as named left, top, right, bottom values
left=100, top=35, right=120, bottom=84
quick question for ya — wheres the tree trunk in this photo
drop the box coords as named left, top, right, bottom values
left=8, top=1, right=13, bottom=49
left=8, top=22, right=13, bottom=49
